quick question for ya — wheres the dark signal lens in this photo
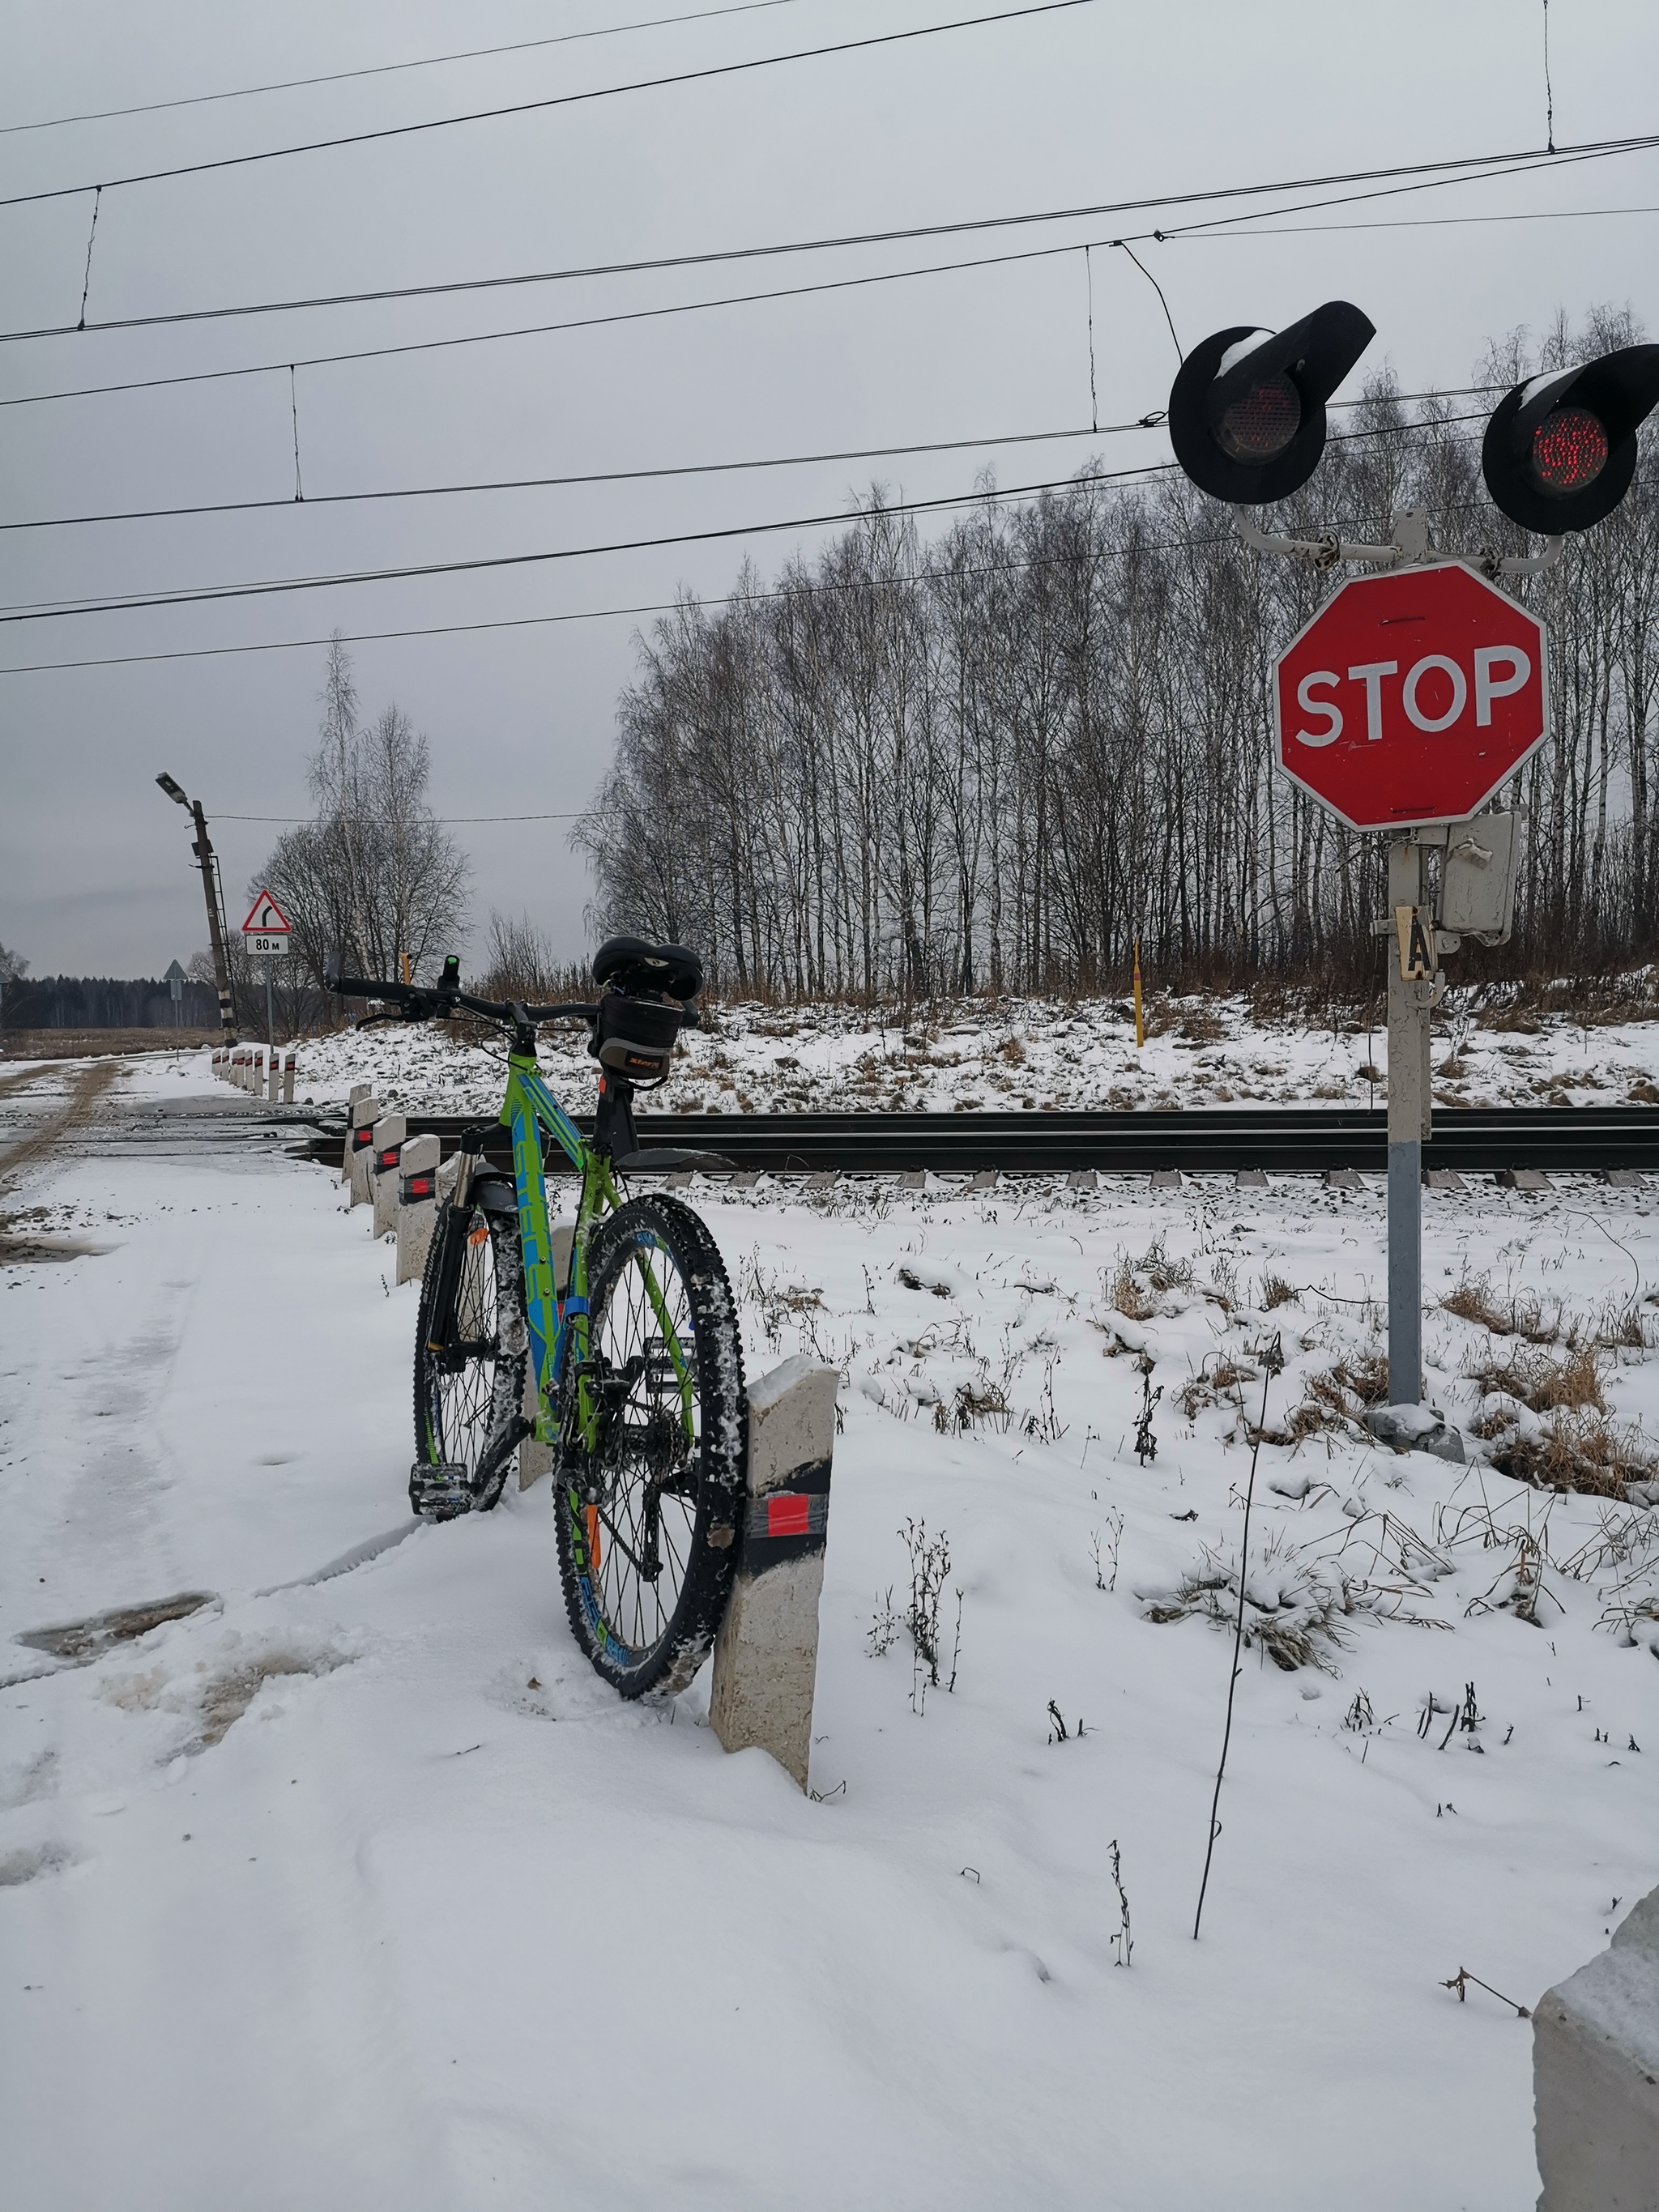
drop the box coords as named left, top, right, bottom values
left=1215, top=373, right=1302, bottom=461
left=1531, top=405, right=1609, bottom=494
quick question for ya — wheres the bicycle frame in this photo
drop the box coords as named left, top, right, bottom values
left=498, top=1046, right=691, bottom=1456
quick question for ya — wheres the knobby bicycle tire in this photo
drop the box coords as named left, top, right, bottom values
left=555, top=1192, right=746, bottom=1698
left=412, top=1187, right=528, bottom=1516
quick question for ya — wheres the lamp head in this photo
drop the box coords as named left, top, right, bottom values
left=156, top=772, right=190, bottom=807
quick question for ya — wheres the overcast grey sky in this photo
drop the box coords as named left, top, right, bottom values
left=2, top=0, right=1655, bottom=978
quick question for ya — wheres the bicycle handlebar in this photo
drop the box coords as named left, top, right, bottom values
left=326, top=970, right=698, bottom=1029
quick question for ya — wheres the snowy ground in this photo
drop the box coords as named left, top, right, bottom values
left=3, top=1059, right=1657, bottom=2210
left=201, top=987, right=1659, bottom=1120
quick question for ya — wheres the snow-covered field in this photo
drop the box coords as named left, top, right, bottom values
left=3, top=1057, right=1658, bottom=2210
left=263, top=988, right=1659, bottom=1119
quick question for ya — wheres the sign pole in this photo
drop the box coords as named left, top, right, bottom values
left=266, top=957, right=275, bottom=1061
left=1385, top=838, right=1427, bottom=1405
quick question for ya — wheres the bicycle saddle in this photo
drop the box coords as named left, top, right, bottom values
left=591, top=935, right=703, bottom=1000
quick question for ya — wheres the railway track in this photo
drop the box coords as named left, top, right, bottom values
left=289, top=1104, right=1659, bottom=1177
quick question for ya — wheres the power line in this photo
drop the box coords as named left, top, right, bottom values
left=1171, top=200, right=1659, bottom=240
left=0, top=436, right=1503, bottom=680
left=0, top=414, right=1491, bottom=629
left=0, top=460, right=1179, bottom=623
left=0, top=420, right=1136, bottom=533
left=5, top=127, right=1651, bottom=348
left=0, top=185, right=1623, bottom=423
left=0, top=2, right=1096, bottom=211
left=0, top=1, right=814, bottom=136
left=0, top=235, right=1120, bottom=410
left=2, top=386, right=1500, bottom=534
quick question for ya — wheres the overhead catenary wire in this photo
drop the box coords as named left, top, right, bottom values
left=0, top=1, right=1098, bottom=211
left=3, top=128, right=1653, bottom=347
left=0, top=413, right=1496, bottom=630
left=0, top=470, right=1523, bottom=680
left=0, top=0, right=816, bottom=135
left=0, top=394, right=1500, bottom=535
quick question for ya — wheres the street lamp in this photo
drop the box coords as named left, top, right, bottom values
left=156, top=772, right=237, bottom=1041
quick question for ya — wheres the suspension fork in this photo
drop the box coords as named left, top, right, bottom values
left=425, top=1127, right=486, bottom=1355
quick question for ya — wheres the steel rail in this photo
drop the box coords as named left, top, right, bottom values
left=289, top=1104, right=1659, bottom=1176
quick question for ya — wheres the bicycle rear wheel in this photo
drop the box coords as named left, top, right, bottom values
left=555, top=1193, right=746, bottom=1698
left=412, top=1187, right=528, bottom=1517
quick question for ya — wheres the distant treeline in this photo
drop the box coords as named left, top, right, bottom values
left=0, top=976, right=222, bottom=1031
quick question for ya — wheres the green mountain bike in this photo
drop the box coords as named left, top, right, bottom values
left=328, top=937, right=746, bottom=1698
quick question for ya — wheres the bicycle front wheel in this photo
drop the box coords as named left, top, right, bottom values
left=412, top=1190, right=528, bottom=1516
left=555, top=1193, right=746, bottom=1698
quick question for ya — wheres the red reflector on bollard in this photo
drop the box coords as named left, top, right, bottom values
left=766, top=1493, right=812, bottom=1538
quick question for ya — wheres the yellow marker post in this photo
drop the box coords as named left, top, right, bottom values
left=1132, top=936, right=1145, bottom=1049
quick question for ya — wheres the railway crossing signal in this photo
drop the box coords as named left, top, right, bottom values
left=1482, top=344, right=1659, bottom=535
left=1166, top=306, right=1657, bottom=1421
left=1166, top=300, right=1375, bottom=504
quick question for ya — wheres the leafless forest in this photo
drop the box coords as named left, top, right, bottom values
left=577, top=310, right=1659, bottom=1004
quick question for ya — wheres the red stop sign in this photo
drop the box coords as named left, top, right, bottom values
left=1273, top=560, right=1549, bottom=830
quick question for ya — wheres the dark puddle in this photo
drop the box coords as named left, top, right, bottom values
left=15, top=1590, right=219, bottom=1664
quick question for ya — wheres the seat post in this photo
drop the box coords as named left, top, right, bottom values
left=591, top=1076, right=638, bottom=1161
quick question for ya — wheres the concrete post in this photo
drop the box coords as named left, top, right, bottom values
left=283, top=1051, right=296, bottom=1106
left=342, top=1084, right=371, bottom=1178
left=1386, top=839, right=1426, bottom=1405
left=371, top=1114, right=407, bottom=1238
left=519, top=1223, right=573, bottom=1488
left=395, top=1135, right=441, bottom=1286
left=267, top=1046, right=279, bottom=1103
left=1533, top=1884, right=1659, bottom=2210
left=347, top=1095, right=380, bottom=1205
left=710, top=1354, right=838, bottom=1791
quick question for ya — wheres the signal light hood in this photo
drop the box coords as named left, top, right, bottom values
left=1168, top=300, right=1375, bottom=505
left=1483, top=343, right=1659, bottom=534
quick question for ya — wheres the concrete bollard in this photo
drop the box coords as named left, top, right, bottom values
left=283, top=1050, right=296, bottom=1106
left=342, top=1084, right=372, bottom=1178
left=371, top=1114, right=407, bottom=1238
left=519, top=1223, right=573, bottom=1488
left=395, top=1135, right=441, bottom=1285
left=1533, top=1884, right=1659, bottom=2210
left=347, top=1095, right=381, bottom=1206
left=267, top=1048, right=279, bottom=1103
left=710, top=1353, right=838, bottom=1791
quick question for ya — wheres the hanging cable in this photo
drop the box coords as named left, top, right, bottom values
left=0, top=3, right=1098, bottom=211
left=0, top=413, right=1491, bottom=629
left=1113, top=238, right=1182, bottom=360
left=75, top=185, right=102, bottom=330
left=0, top=466, right=1512, bottom=683
left=3, top=127, right=1650, bottom=350
left=0, top=391, right=1499, bottom=534
left=0, top=1, right=814, bottom=136
left=4, top=191, right=1648, bottom=418
left=1083, top=245, right=1098, bottom=433
left=288, top=367, right=304, bottom=501
left=1544, top=0, right=1556, bottom=154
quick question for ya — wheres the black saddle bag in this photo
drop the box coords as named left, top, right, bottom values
left=590, top=991, right=682, bottom=1083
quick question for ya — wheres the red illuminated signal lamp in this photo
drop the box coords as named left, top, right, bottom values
left=1482, top=344, right=1659, bottom=535
left=1166, top=300, right=1375, bottom=505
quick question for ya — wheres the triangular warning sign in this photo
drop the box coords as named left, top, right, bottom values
left=242, top=888, right=292, bottom=934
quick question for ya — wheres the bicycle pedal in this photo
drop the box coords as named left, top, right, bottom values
left=409, top=1461, right=477, bottom=1521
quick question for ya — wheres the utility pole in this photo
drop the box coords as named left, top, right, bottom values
left=156, top=773, right=237, bottom=1042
